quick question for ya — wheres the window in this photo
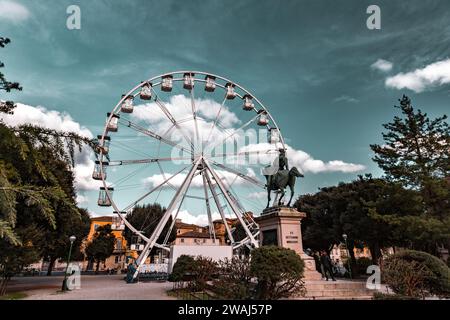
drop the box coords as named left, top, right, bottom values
left=94, top=224, right=99, bottom=231
left=115, top=256, right=119, bottom=263
left=180, top=238, right=184, bottom=243
left=116, top=239, right=122, bottom=250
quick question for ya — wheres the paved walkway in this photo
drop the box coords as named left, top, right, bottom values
left=7, top=275, right=175, bottom=300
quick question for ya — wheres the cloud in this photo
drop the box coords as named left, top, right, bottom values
left=176, top=210, right=221, bottom=227
left=131, top=94, right=240, bottom=146
left=0, top=103, right=101, bottom=192
left=333, top=95, right=359, bottom=104
left=0, top=0, right=30, bottom=23
left=239, top=143, right=366, bottom=174
left=371, top=59, right=393, bottom=72
left=143, top=168, right=258, bottom=189
left=247, top=191, right=266, bottom=200
left=385, top=58, right=450, bottom=92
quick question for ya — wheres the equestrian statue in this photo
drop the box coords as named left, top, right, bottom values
left=262, top=149, right=304, bottom=208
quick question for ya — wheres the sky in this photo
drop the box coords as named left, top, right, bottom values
left=1, top=0, right=449, bottom=224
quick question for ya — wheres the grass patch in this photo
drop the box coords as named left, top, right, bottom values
left=0, top=292, right=28, bottom=300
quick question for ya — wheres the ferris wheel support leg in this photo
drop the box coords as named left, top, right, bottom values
left=203, top=168, right=235, bottom=245
left=201, top=173, right=216, bottom=241
left=203, top=159, right=259, bottom=248
left=132, top=158, right=202, bottom=280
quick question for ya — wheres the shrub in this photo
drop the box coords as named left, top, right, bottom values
left=383, top=250, right=450, bottom=298
left=169, top=255, right=195, bottom=282
left=189, top=256, right=218, bottom=291
left=250, top=246, right=305, bottom=300
left=213, top=257, right=254, bottom=299
left=373, top=292, right=418, bottom=300
left=355, top=257, right=374, bottom=275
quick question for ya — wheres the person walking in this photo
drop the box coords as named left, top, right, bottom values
left=320, top=250, right=336, bottom=281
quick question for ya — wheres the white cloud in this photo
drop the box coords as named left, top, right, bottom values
left=333, top=95, right=359, bottom=104
left=247, top=191, right=266, bottom=200
left=131, top=94, right=240, bottom=146
left=371, top=59, right=393, bottom=72
left=0, top=0, right=30, bottom=23
left=143, top=168, right=258, bottom=189
left=0, top=103, right=100, bottom=193
left=239, top=143, right=366, bottom=174
left=76, top=194, right=89, bottom=205
left=176, top=210, right=221, bottom=227
left=385, top=58, right=450, bottom=92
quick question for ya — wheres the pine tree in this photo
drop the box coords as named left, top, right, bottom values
left=370, top=95, right=450, bottom=217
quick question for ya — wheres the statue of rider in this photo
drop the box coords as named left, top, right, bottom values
left=264, top=148, right=289, bottom=189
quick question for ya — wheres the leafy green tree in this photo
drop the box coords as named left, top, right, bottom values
left=123, top=203, right=176, bottom=256
left=0, top=36, right=96, bottom=294
left=250, top=246, right=305, bottom=300
left=85, top=225, right=116, bottom=273
left=296, top=175, right=423, bottom=264
left=0, top=37, right=22, bottom=115
left=42, top=207, right=91, bottom=275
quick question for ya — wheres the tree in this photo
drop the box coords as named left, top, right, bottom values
left=85, top=225, right=116, bottom=273
left=250, top=246, right=305, bottom=300
left=0, top=37, right=22, bottom=115
left=42, top=207, right=91, bottom=275
left=0, top=36, right=97, bottom=295
left=370, top=95, right=450, bottom=253
left=296, top=175, right=423, bottom=264
left=123, top=203, right=176, bottom=257
left=370, top=95, right=450, bottom=217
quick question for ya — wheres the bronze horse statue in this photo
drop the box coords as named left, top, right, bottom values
left=265, top=167, right=304, bottom=208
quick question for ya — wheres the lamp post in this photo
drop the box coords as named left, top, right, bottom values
left=342, top=234, right=352, bottom=279
left=62, top=235, right=76, bottom=291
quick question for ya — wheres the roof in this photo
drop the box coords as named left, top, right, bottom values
left=177, top=231, right=211, bottom=239
left=91, top=216, right=113, bottom=222
left=175, top=221, right=202, bottom=229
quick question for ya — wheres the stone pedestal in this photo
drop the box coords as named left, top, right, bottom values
left=255, top=206, right=322, bottom=280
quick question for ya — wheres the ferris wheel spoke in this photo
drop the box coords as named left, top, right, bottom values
left=108, top=156, right=191, bottom=166
left=203, top=96, right=227, bottom=150
left=201, top=172, right=216, bottom=240
left=205, top=113, right=260, bottom=153
left=150, top=87, right=195, bottom=149
left=189, top=88, right=201, bottom=153
left=211, top=160, right=266, bottom=188
left=121, top=164, right=190, bottom=212
left=208, top=148, right=279, bottom=159
left=119, top=118, right=192, bottom=155
left=203, top=159, right=258, bottom=248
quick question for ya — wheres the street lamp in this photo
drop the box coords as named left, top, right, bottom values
left=62, top=235, right=76, bottom=291
left=342, top=234, right=352, bottom=279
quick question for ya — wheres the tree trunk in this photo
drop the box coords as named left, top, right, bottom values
left=369, top=243, right=381, bottom=265
left=95, top=261, right=100, bottom=274
left=46, top=256, right=57, bottom=276
left=0, top=276, right=10, bottom=296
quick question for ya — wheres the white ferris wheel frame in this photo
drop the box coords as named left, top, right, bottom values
left=97, top=71, right=286, bottom=279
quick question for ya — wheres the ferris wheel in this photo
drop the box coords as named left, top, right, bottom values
left=93, top=71, right=286, bottom=279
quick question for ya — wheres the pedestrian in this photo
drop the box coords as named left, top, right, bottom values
left=320, top=250, right=336, bottom=281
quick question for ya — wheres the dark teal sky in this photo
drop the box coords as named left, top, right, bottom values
left=1, top=0, right=449, bottom=216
